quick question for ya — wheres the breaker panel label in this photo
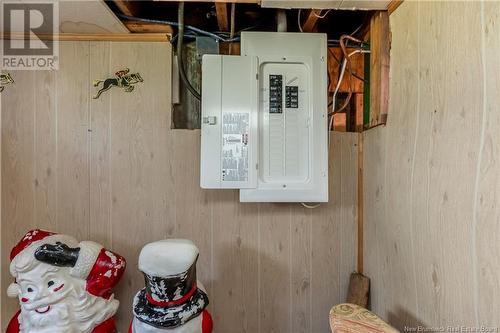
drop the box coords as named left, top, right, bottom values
left=269, top=74, right=283, bottom=114
left=222, top=113, right=249, bottom=182
left=285, top=86, right=299, bottom=108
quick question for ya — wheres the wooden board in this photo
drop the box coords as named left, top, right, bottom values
left=328, top=47, right=364, bottom=94
left=59, top=1, right=129, bottom=33
left=1, top=70, right=36, bottom=322
left=33, top=71, right=57, bottom=232
left=477, top=1, right=500, bottom=326
left=4, top=1, right=128, bottom=34
left=302, top=9, right=322, bottom=32
left=154, top=0, right=259, bottom=3
left=312, top=133, right=358, bottom=332
left=1, top=42, right=358, bottom=332
left=369, top=11, right=390, bottom=127
left=123, top=21, right=174, bottom=34
left=364, top=0, right=489, bottom=329
left=56, top=42, right=91, bottom=239
left=112, top=0, right=141, bottom=16
left=387, top=0, right=404, bottom=14
left=215, top=3, right=229, bottom=32
left=3, top=33, right=170, bottom=42
left=261, top=0, right=390, bottom=9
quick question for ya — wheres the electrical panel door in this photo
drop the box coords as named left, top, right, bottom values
left=200, top=55, right=258, bottom=189
left=239, top=32, right=328, bottom=202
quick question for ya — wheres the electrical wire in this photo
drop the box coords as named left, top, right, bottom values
left=177, top=2, right=201, bottom=101
left=329, top=48, right=365, bottom=82
left=328, top=48, right=369, bottom=139
left=312, top=9, right=331, bottom=19
left=329, top=48, right=370, bottom=116
left=301, top=202, right=321, bottom=209
left=117, top=13, right=241, bottom=43
left=330, top=35, right=365, bottom=117
left=229, top=3, right=236, bottom=55
left=297, top=9, right=303, bottom=32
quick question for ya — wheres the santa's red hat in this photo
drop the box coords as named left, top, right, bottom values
left=9, top=229, right=103, bottom=281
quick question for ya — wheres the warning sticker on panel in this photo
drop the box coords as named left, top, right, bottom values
left=222, top=113, right=249, bottom=182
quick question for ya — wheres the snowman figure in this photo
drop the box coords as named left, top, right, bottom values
left=130, top=239, right=213, bottom=333
left=6, top=229, right=126, bottom=333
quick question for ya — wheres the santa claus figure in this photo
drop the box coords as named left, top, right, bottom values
left=6, top=229, right=126, bottom=333
left=130, top=239, right=213, bottom=333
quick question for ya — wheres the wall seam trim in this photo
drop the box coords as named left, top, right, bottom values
left=471, top=0, right=487, bottom=327
left=408, top=1, right=421, bottom=319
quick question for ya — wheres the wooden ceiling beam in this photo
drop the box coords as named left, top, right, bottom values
left=112, top=0, right=141, bottom=16
left=153, top=0, right=259, bottom=3
left=123, top=20, right=173, bottom=33
left=302, top=9, right=322, bottom=32
left=3, top=32, right=170, bottom=42
left=215, top=3, right=229, bottom=31
left=387, top=0, right=404, bottom=15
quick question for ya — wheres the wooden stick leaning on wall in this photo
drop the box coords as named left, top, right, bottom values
left=345, top=133, right=370, bottom=309
left=357, top=132, right=364, bottom=275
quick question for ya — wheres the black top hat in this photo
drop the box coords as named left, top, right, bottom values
left=133, top=240, right=209, bottom=329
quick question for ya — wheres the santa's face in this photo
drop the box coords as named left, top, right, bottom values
left=17, top=262, right=73, bottom=315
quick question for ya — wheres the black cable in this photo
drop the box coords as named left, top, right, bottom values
left=177, top=2, right=201, bottom=101
left=118, top=13, right=240, bottom=43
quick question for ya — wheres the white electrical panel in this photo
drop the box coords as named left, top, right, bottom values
left=200, top=55, right=258, bottom=189
left=200, top=32, right=328, bottom=202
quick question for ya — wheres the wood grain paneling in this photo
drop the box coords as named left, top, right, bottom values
left=1, top=41, right=357, bottom=332
left=89, top=42, right=112, bottom=246
left=312, top=133, right=357, bottom=333
left=56, top=42, right=91, bottom=239
left=477, top=1, right=500, bottom=326
left=364, top=0, right=497, bottom=330
left=1, top=70, right=36, bottom=324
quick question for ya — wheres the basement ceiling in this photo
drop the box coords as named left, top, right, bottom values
left=105, top=1, right=379, bottom=40
left=260, top=0, right=392, bottom=10
left=10, top=0, right=393, bottom=36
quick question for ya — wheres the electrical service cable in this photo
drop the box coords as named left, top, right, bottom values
left=330, top=35, right=366, bottom=116
left=177, top=2, right=202, bottom=101
left=297, top=9, right=303, bottom=32
left=301, top=202, right=322, bottom=209
left=328, top=47, right=369, bottom=138
left=312, top=9, right=332, bottom=19
left=328, top=48, right=365, bottom=82
left=117, top=13, right=241, bottom=43
left=229, top=3, right=236, bottom=55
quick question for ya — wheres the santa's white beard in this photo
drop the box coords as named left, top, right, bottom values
left=19, top=283, right=119, bottom=333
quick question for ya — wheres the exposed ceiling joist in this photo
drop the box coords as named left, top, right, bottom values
left=387, top=0, right=403, bottom=14
left=3, top=32, right=169, bottom=42
left=153, top=0, right=259, bottom=3
left=112, top=0, right=141, bottom=16
left=215, top=3, right=229, bottom=31
left=123, top=20, right=173, bottom=33
left=301, top=9, right=322, bottom=32
left=261, top=0, right=391, bottom=10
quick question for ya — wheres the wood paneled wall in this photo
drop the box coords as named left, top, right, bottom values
left=364, top=1, right=500, bottom=330
left=1, top=41, right=358, bottom=332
